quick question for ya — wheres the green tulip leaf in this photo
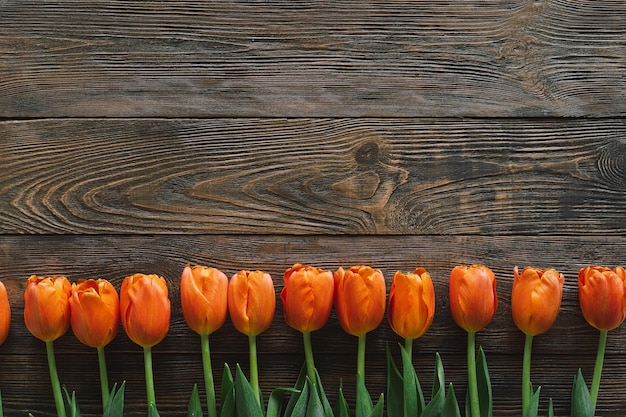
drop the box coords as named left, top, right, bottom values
left=571, top=369, right=592, bottom=417
left=420, top=354, right=449, bottom=417
left=234, top=364, right=264, bottom=417
left=148, top=403, right=161, bottom=417
left=334, top=380, right=350, bottom=417
left=547, top=398, right=554, bottom=417
left=476, top=347, right=493, bottom=417
left=63, top=387, right=82, bottom=417
left=400, top=343, right=425, bottom=416
left=290, top=377, right=310, bottom=417
left=222, top=364, right=235, bottom=402
left=267, top=387, right=300, bottom=417
left=366, top=394, right=384, bottom=417
left=356, top=373, right=374, bottom=417
left=441, top=384, right=461, bottom=417
left=421, top=388, right=444, bottom=417
left=306, top=378, right=327, bottom=417
left=220, top=384, right=236, bottom=417
left=433, top=353, right=445, bottom=399
left=385, top=344, right=404, bottom=417
left=524, top=386, right=541, bottom=417
left=103, top=382, right=126, bottom=417
left=220, top=364, right=236, bottom=417
left=284, top=365, right=307, bottom=417
left=187, top=384, right=203, bottom=417
left=313, top=368, right=334, bottom=417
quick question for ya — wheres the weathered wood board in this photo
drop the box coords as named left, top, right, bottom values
left=1, top=1, right=625, bottom=118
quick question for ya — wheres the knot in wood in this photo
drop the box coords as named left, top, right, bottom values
left=598, top=139, right=626, bottom=190
left=355, top=141, right=380, bottom=166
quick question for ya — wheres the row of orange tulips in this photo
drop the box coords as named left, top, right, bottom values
left=0, top=264, right=623, bottom=417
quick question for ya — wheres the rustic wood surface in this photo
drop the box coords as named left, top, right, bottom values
left=1, top=1, right=625, bottom=118
left=1, top=1, right=625, bottom=416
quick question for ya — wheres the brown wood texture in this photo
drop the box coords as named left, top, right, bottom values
left=2, top=0, right=626, bottom=416
left=1, top=118, right=626, bottom=235
left=0, top=1, right=625, bottom=118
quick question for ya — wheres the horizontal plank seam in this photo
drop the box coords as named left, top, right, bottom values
left=1, top=115, right=625, bottom=123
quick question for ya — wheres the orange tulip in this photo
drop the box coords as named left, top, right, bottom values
left=281, top=264, right=334, bottom=333
left=578, top=266, right=626, bottom=331
left=0, top=282, right=10, bottom=345
left=180, top=264, right=228, bottom=335
left=120, top=274, right=170, bottom=347
left=449, top=265, right=497, bottom=333
left=512, top=266, right=564, bottom=336
left=70, top=279, right=120, bottom=348
left=334, top=266, right=386, bottom=337
left=228, top=270, right=275, bottom=336
left=388, top=268, right=435, bottom=340
left=24, top=275, right=71, bottom=342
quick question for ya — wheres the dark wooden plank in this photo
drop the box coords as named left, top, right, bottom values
left=1, top=1, right=624, bottom=118
left=2, top=118, right=626, bottom=235
left=1, top=234, right=625, bottom=416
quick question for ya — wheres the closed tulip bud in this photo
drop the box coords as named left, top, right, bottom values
left=512, top=266, right=564, bottom=336
left=578, top=266, right=626, bottom=331
left=180, top=265, right=228, bottom=335
left=120, top=274, right=170, bottom=347
left=388, top=268, right=435, bottom=340
left=70, top=279, right=120, bottom=348
left=334, top=266, right=386, bottom=337
left=24, top=275, right=71, bottom=342
left=228, top=270, right=275, bottom=336
left=449, top=265, right=497, bottom=333
left=281, top=264, right=334, bottom=333
left=0, top=282, right=10, bottom=345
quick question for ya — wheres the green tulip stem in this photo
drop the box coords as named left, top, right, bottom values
left=143, top=346, right=157, bottom=412
left=404, top=338, right=414, bottom=362
left=248, top=334, right=261, bottom=406
left=45, top=341, right=67, bottom=417
left=591, top=330, right=608, bottom=413
left=355, top=332, right=367, bottom=412
left=357, top=333, right=366, bottom=381
left=201, top=333, right=217, bottom=417
left=302, top=331, right=316, bottom=385
left=467, top=331, right=481, bottom=417
left=522, top=333, right=534, bottom=416
left=97, top=346, right=110, bottom=409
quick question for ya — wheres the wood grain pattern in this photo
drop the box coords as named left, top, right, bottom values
left=1, top=1, right=624, bottom=118
left=2, top=0, right=626, bottom=416
left=1, top=234, right=625, bottom=416
left=2, top=118, right=626, bottom=235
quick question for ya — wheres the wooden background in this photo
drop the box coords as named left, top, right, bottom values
left=1, top=1, right=625, bottom=416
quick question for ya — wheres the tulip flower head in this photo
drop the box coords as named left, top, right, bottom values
left=449, top=265, right=497, bottom=417
left=24, top=275, right=71, bottom=342
left=228, top=270, right=275, bottom=336
left=281, top=264, right=334, bottom=333
left=449, top=265, right=497, bottom=333
left=578, top=266, right=626, bottom=331
left=334, top=266, right=386, bottom=337
left=180, top=264, right=229, bottom=335
left=388, top=268, right=435, bottom=340
left=578, top=266, right=626, bottom=415
left=120, top=274, right=170, bottom=347
left=70, top=279, right=120, bottom=348
left=25, top=276, right=73, bottom=417
left=512, top=266, right=564, bottom=336
left=0, top=282, right=9, bottom=345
